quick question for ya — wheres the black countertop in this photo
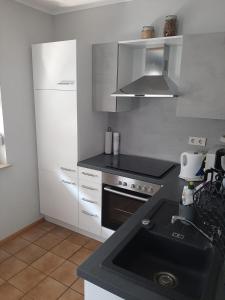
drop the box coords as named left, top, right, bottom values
left=77, top=154, right=225, bottom=300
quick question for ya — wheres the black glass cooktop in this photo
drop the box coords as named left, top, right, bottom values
left=106, top=155, right=175, bottom=178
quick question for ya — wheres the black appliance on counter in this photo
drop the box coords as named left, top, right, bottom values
left=102, top=155, right=175, bottom=231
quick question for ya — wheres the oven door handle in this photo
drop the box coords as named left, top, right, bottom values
left=104, top=186, right=149, bottom=202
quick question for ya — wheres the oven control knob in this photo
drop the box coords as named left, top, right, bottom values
left=131, top=184, right=136, bottom=189
left=123, top=182, right=127, bottom=187
left=118, top=181, right=122, bottom=185
left=137, top=185, right=142, bottom=190
left=142, top=186, right=147, bottom=192
left=148, top=187, right=154, bottom=194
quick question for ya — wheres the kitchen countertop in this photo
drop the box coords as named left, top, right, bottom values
left=77, top=154, right=225, bottom=300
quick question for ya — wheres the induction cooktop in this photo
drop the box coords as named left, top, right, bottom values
left=106, top=155, right=175, bottom=178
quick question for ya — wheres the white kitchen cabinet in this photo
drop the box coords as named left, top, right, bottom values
left=39, top=169, right=78, bottom=226
left=33, top=40, right=78, bottom=226
left=85, top=281, right=124, bottom=300
left=32, top=40, right=77, bottom=91
left=101, top=227, right=115, bottom=239
left=78, top=179, right=102, bottom=235
left=78, top=167, right=102, bottom=236
left=32, top=40, right=106, bottom=228
left=78, top=202, right=102, bottom=236
left=79, top=180, right=102, bottom=205
left=92, top=42, right=136, bottom=112
left=34, top=90, right=77, bottom=173
left=79, top=167, right=102, bottom=184
left=177, top=32, right=225, bottom=119
left=78, top=167, right=115, bottom=238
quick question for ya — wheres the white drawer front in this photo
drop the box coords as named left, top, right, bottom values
left=79, top=180, right=101, bottom=194
left=79, top=203, right=101, bottom=235
left=79, top=181, right=101, bottom=205
left=79, top=167, right=102, bottom=184
left=60, top=167, right=77, bottom=183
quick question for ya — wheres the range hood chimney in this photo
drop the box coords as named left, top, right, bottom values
left=111, top=46, right=178, bottom=98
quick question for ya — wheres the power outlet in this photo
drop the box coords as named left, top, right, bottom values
left=188, top=136, right=207, bottom=147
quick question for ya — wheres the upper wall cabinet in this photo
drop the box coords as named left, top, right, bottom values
left=176, top=32, right=225, bottom=119
left=92, top=42, right=136, bottom=112
left=32, top=40, right=77, bottom=91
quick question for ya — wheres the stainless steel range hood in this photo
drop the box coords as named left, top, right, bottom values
left=111, top=46, right=178, bottom=98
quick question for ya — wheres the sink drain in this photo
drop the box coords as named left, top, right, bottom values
left=154, top=272, right=178, bottom=289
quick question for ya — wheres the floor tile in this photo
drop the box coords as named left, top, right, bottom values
left=66, top=233, right=90, bottom=246
left=21, top=227, right=46, bottom=242
left=0, top=283, right=23, bottom=300
left=9, top=266, right=46, bottom=293
left=0, top=248, right=11, bottom=263
left=34, top=233, right=64, bottom=250
left=59, top=289, right=83, bottom=300
left=2, top=237, right=30, bottom=254
left=71, top=278, right=84, bottom=295
left=50, top=261, right=78, bottom=287
left=50, top=226, right=73, bottom=239
left=0, top=257, right=27, bottom=280
left=51, top=240, right=81, bottom=259
left=84, top=239, right=102, bottom=251
left=36, top=221, right=56, bottom=232
left=24, top=277, right=67, bottom=300
left=31, top=252, right=65, bottom=275
left=15, top=244, right=46, bottom=264
left=0, top=278, right=5, bottom=286
left=69, top=248, right=92, bottom=265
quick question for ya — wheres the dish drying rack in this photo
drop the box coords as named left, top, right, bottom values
left=193, top=168, right=225, bottom=258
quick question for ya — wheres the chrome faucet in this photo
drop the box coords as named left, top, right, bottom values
left=171, top=215, right=214, bottom=243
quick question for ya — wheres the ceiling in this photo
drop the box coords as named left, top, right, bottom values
left=15, top=0, right=132, bottom=15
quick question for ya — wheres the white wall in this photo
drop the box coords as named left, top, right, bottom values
left=53, top=0, right=225, bottom=162
left=0, top=0, right=53, bottom=239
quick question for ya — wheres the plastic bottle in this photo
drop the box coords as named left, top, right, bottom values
left=182, top=182, right=195, bottom=206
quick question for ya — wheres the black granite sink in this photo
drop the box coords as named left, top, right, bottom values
left=102, top=200, right=223, bottom=300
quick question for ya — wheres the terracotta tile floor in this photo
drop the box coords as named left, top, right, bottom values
left=0, top=221, right=102, bottom=299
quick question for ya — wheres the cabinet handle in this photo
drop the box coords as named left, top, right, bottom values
left=82, top=172, right=98, bottom=178
left=81, top=198, right=97, bottom=204
left=60, top=167, right=76, bottom=172
left=57, top=80, right=75, bottom=85
left=81, top=185, right=98, bottom=191
left=62, top=180, right=76, bottom=186
left=82, top=210, right=98, bottom=218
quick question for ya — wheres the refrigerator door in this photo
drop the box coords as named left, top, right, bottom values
left=32, top=40, right=77, bottom=91
left=34, top=90, right=77, bottom=173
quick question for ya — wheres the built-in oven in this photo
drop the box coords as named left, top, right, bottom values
left=102, top=173, right=162, bottom=231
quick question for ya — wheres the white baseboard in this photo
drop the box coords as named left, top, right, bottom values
left=44, top=215, right=107, bottom=242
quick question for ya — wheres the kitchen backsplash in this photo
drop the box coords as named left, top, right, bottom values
left=108, top=99, right=225, bottom=163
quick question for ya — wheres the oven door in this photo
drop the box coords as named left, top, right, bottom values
left=102, top=185, right=150, bottom=231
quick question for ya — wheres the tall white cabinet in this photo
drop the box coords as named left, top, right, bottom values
left=32, top=41, right=78, bottom=227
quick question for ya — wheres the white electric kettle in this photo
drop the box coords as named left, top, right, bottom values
left=179, top=152, right=205, bottom=181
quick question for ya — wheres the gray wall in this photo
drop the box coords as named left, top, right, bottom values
left=0, top=0, right=53, bottom=239
left=53, top=0, right=225, bottom=162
